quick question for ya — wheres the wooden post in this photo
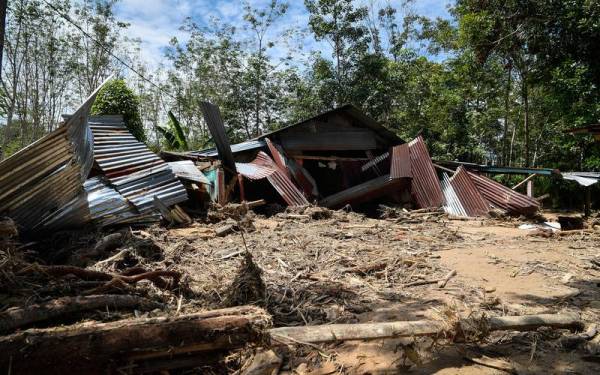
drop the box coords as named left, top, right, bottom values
left=217, top=168, right=227, bottom=205
left=584, top=186, right=591, bottom=217
left=238, top=174, right=246, bottom=202
left=526, top=180, right=533, bottom=197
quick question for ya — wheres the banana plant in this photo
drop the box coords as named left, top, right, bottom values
left=155, top=111, right=189, bottom=150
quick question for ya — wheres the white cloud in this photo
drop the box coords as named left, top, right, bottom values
left=113, top=0, right=452, bottom=70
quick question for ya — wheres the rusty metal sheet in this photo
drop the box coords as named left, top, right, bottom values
left=237, top=152, right=308, bottom=206
left=449, top=166, right=489, bottom=217
left=319, top=175, right=407, bottom=208
left=467, top=171, right=539, bottom=215
left=265, top=138, right=316, bottom=197
left=0, top=76, right=111, bottom=232
left=265, top=138, right=291, bottom=178
left=408, top=136, right=444, bottom=208
left=390, top=143, right=411, bottom=179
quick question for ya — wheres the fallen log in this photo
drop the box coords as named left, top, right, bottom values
left=268, top=313, right=583, bottom=344
left=0, top=306, right=270, bottom=375
left=0, top=295, right=162, bottom=334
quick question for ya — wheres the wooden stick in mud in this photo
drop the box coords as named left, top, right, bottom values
left=269, top=313, right=583, bottom=344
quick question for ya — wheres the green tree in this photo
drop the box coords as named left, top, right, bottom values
left=91, top=78, right=145, bottom=142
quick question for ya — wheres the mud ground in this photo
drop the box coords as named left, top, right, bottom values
left=152, top=208, right=600, bottom=374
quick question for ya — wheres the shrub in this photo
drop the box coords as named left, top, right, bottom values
left=91, top=79, right=146, bottom=142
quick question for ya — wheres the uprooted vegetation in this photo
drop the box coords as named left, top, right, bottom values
left=1, top=206, right=599, bottom=374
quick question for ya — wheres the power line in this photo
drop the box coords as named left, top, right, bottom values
left=41, top=0, right=175, bottom=101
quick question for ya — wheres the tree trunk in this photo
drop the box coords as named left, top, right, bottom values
left=502, top=65, right=512, bottom=165
left=0, top=295, right=162, bottom=334
left=522, top=77, right=530, bottom=167
left=0, top=0, right=7, bottom=80
left=0, top=306, right=270, bottom=374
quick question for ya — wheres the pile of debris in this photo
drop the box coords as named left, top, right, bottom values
left=1, top=208, right=596, bottom=374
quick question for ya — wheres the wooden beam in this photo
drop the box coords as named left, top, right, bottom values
left=269, top=313, right=583, bottom=344
left=511, top=174, right=536, bottom=190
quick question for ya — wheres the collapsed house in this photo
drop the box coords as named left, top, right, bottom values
left=170, top=103, right=542, bottom=217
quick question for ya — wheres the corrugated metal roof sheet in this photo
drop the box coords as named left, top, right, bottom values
left=408, top=136, right=444, bottom=208
left=237, top=152, right=308, bottom=206
left=562, top=172, right=600, bottom=187
left=90, top=116, right=188, bottom=213
left=390, top=143, right=411, bottom=179
left=449, top=166, right=489, bottom=217
left=467, top=171, right=539, bottom=215
left=193, top=139, right=266, bottom=158
left=200, top=102, right=237, bottom=174
left=37, top=176, right=142, bottom=230
left=168, top=160, right=210, bottom=185
left=441, top=173, right=467, bottom=217
left=0, top=76, right=110, bottom=232
left=90, top=116, right=163, bottom=179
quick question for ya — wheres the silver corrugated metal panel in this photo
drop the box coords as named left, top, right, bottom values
left=441, top=173, right=467, bottom=217
left=37, top=176, right=141, bottom=230
left=562, top=172, right=599, bottom=187
left=111, top=164, right=188, bottom=213
left=468, top=171, right=539, bottom=215
left=408, top=136, right=445, bottom=208
left=200, top=102, right=237, bottom=174
left=237, top=152, right=309, bottom=206
left=194, top=139, right=266, bottom=158
left=90, top=116, right=163, bottom=179
left=449, top=166, right=489, bottom=217
left=90, top=116, right=188, bottom=213
left=168, top=161, right=210, bottom=184
left=0, top=77, right=110, bottom=232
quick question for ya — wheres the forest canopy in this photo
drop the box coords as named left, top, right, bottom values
left=0, top=0, right=598, bottom=173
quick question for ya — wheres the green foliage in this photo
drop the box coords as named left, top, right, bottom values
left=156, top=111, right=189, bottom=151
left=91, top=79, right=146, bottom=142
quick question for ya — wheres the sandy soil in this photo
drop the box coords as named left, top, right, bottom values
left=154, top=208, right=599, bottom=374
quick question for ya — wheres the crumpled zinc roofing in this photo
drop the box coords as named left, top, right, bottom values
left=90, top=116, right=188, bottom=214
left=408, top=136, right=445, bottom=208
left=236, top=151, right=308, bottom=206
left=441, top=173, right=467, bottom=217
left=468, top=171, right=540, bottom=215
left=449, top=166, right=489, bottom=217
left=0, top=77, right=109, bottom=232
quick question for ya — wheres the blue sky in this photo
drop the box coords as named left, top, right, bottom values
left=114, top=0, right=453, bottom=67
